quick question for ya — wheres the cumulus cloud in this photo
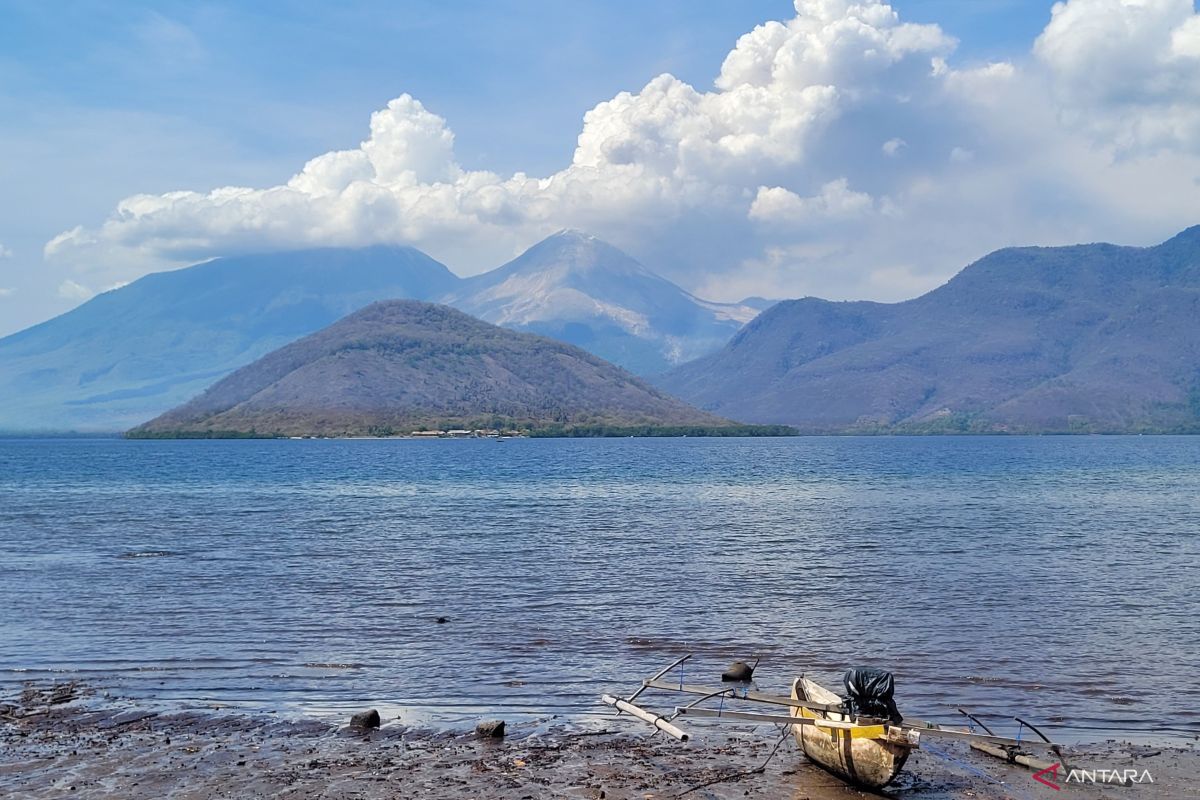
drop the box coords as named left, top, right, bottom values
left=0, top=288, right=13, bottom=298
left=750, top=180, right=874, bottom=224
left=42, top=0, right=1200, bottom=304
left=0, top=243, right=11, bottom=259
left=1035, top=0, right=1200, bottom=154
left=40, top=0, right=964, bottom=283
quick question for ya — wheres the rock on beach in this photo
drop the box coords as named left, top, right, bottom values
left=349, top=709, right=380, bottom=729
left=475, top=719, right=505, bottom=738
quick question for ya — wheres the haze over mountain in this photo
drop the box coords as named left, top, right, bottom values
left=658, top=227, right=1200, bottom=434
left=0, top=232, right=759, bottom=433
left=132, top=301, right=725, bottom=437
left=444, top=230, right=762, bottom=375
left=0, top=247, right=457, bottom=432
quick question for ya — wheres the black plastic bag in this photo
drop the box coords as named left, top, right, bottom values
left=843, top=668, right=903, bottom=722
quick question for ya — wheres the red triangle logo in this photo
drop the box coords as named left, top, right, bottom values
left=1033, top=763, right=1061, bottom=790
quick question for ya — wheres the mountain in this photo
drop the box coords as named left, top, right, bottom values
left=442, top=229, right=760, bottom=375
left=0, top=247, right=458, bottom=432
left=658, top=227, right=1200, bottom=433
left=0, top=233, right=762, bottom=433
left=131, top=301, right=727, bottom=437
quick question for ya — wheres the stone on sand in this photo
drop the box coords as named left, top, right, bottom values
left=349, top=709, right=380, bottom=729
left=475, top=719, right=505, bottom=738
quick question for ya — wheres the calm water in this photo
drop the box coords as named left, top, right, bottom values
left=1, top=437, right=1197, bottom=741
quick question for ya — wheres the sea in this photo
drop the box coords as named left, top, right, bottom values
left=1, top=436, right=1197, bottom=743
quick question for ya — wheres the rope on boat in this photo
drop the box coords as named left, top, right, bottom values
left=922, top=740, right=1036, bottom=800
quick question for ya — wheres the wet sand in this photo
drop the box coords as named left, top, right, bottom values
left=2, top=685, right=1196, bottom=799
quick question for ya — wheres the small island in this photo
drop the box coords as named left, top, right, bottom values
left=127, top=301, right=795, bottom=439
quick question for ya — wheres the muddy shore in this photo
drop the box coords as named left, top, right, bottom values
left=2, top=685, right=1196, bottom=799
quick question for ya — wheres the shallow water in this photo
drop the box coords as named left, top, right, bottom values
left=1, top=436, right=1197, bottom=741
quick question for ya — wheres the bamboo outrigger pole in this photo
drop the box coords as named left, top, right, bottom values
left=601, top=694, right=690, bottom=741
left=642, top=679, right=845, bottom=714
left=601, top=654, right=693, bottom=742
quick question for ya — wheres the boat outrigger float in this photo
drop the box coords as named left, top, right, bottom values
left=601, top=655, right=1068, bottom=790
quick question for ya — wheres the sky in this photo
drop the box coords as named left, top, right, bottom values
left=1, top=0, right=1199, bottom=337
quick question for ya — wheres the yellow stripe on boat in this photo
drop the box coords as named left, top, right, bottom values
left=816, top=724, right=892, bottom=743
left=799, top=706, right=886, bottom=739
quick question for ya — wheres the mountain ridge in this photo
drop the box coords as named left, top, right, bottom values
left=657, top=227, right=1200, bottom=433
left=0, top=233, right=760, bottom=432
left=0, top=246, right=459, bottom=432
left=131, top=300, right=729, bottom=437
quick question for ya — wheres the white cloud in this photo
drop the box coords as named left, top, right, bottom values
left=0, top=243, right=11, bottom=259
left=942, top=60, right=1016, bottom=95
left=0, top=288, right=14, bottom=298
left=40, top=0, right=1200, bottom=305
left=750, top=180, right=874, bottom=224
left=57, top=280, right=94, bottom=301
left=39, top=0, right=962, bottom=284
left=1034, top=0, right=1200, bottom=154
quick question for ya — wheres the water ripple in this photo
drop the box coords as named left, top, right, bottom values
left=0, top=436, right=1197, bottom=741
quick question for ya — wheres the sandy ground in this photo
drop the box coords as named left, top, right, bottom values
left=2, top=685, right=1197, bottom=800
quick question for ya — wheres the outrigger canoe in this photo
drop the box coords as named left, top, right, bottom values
left=602, top=654, right=1066, bottom=792
left=790, top=674, right=914, bottom=788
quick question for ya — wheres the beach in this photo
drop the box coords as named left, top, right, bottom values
left=3, top=684, right=1196, bottom=800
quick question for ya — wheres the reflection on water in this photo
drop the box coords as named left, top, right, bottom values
left=1, top=436, right=1197, bottom=741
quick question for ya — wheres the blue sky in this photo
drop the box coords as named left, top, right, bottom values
left=2, top=2, right=1052, bottom=171
left=2, top=0, right=1198, bottom=337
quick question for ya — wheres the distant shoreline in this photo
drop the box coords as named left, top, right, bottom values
left=122, top=423, right=800, bottom=440
left=3, top=428, right=1199, bottom=439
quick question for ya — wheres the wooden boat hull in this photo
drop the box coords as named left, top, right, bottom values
left=790, top=676, right=911, bottom=789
